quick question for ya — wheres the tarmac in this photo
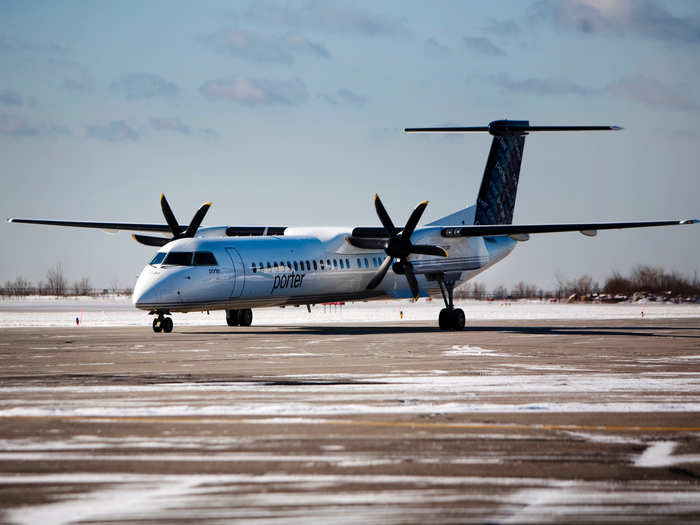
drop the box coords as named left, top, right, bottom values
left=1, top=318, right=699, bottom=524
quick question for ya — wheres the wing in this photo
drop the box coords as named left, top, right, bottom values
left=6, top=218, right=182, bottom=234
left=440, top=220, right=698, bottom=239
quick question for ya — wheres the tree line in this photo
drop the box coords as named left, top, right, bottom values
left=456, top=265, right=699, bottom=302
left=1, top=264, right=130, bottom=297
left=1, top=264, right=698, bottom=302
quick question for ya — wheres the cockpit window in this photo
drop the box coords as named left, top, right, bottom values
left=150, top=252, right=166, bottom=265
left=193, top=251, right=218, bottom=266
left=163, top=252, right=193, bottom=266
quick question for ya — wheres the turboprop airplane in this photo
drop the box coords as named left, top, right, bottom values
left=7, top=120, right=698, bottom=332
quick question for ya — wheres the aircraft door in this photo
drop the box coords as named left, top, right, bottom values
left=225, top=247, right=246, bottom=298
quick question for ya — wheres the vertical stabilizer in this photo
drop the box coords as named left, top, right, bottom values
left=474, top=122, right=527, bottom=225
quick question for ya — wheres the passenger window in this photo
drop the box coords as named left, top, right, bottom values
left=267, top=262, right=271, bottom=271
left=163, top=252, right=193, bottom=266
left=327, top=259, right=331, bottom=270
left=320, top=259, right=325, bottom=270
left=274, top=262, right=279, bottom=271
left=364, top=257, right=369, bottom=268
left=345, top=258, right=350, bottom=268
left=259, top=262, right=264, bottom=273
left=306, top=261, right=311, bottom=271
left=287, top=261, right=292, bottom=271
left=357, top=258, right=361, bottom=268
left=339, top=259, right=344, bottom=269
left=150, top=252, right=166, bottom=265
left=293, top=261, right=298, bottom=271
left=313, top=260, right=318, bottom=271
left=333, top=259, right=338, bottom=269
left=251, top=262, right=257, bottom=273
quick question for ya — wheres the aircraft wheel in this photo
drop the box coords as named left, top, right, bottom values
left=162, top=317, right=173, bottom=333
left=152, top=318, right=162, bottom=333
left=451, top=308, right=465, bottom=331
left=239, top=309, right=253, bottom=327
left=226, top=309, right=240, bottom=326
left=438, top=308, right=451, bottom=330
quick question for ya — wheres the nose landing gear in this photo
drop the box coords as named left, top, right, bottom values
left=151, top=312, right=173, bottom=333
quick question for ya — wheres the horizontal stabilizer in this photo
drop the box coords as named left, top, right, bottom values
left=406, top=120, right=621, bottom=136
left=441, top=220, right=698, bottom=238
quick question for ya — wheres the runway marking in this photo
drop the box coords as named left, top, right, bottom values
left=2, top=415, right=699, bottom=433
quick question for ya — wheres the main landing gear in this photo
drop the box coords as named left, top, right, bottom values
left=433, top=274, right=465, bottom=331
left=226, top=309, right=253, bottom=327
left=152, top=312, right=173, bottom=333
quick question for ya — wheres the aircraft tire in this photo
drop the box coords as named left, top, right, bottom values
left=451, top=308, right=465, bottom=331
left=438, top=308, right=451, bottom=330
left=239, top=309, right=253, bottom=327
left=162, top=317, right=173, bottom=333
left=152, top=318, right=162, bottom=333
left=226, top=309, right=240, bottom=326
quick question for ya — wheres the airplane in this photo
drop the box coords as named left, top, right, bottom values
left=7, top=120, right=698, bottom=333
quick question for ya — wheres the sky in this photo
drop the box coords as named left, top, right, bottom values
left=1, top=0, right=699, bottom=292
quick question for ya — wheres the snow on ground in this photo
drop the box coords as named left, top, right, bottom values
left=0, top=296, right=699, bottom=328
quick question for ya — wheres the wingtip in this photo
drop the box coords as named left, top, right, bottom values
left=131, top=234, right=137, bottom=240
left=443, top=249, right=449, bottom=258
left=6, top=218, right=14, bottom=223
left=204, top=202, right=212, bottom=207
left=681, top=219, right=699, bottom=224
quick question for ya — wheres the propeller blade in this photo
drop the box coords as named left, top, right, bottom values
left=160, top=193, right=181, bottom=238
left=402, top=201, right=428, bottom=240
left=346, top=236, right=388, bottom=250
left=374, top=194, right=397, bottom=238
left=366, top=256, right=393, bottom=290
left=183, top=202, right=211, bottom=238
left=402, top=260, right=420, bottom=300
left=411, top=244, right=449, bottom=257
left=132, top=234, right=171, bottom=247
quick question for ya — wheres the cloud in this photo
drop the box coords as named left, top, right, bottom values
left=489, top=73, right=592, bottom=94
left=199, top=128, right=220, bottom=140
left=86, top=121, right=139, bottom=142
left=532, top=0, right=700, bottom=43
left=200, top=75, right=309, bottom=106
left=62, top=78, right=91, bottom=92
left=47, top=124, right=71, bottom=136
left=483, top=18, right=522, bottom=36
left=607, top=76, right=698, bottom=110
left=320, top=88, right=368, bottom=107
left=241, top=0, right=408, bottom=37
left=0, top=114, right=39, bottom=136
left=0, top=34, right=68, bottom=54
left=424, top=37, right=449, bottom=57
left=110, top=73, right=178, bottom=100
left=0, top=90, right=22, bottom=107
left=201, top=30, right=328, bottom=65
left=463, top=36, right=505, bottom=56
left=150, top=117, right=191, bottom=135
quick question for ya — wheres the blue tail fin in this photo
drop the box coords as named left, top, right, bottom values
left=474, top=123, right=527, bottom=225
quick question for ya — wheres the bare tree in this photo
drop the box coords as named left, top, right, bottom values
left=492, top=285, right=508, bottom=300
left=471, top=281, right=487, bottom=300
left=46, top=263, right=67, bottom=296
left=109, top=278, right=120, bottom=295
left=73, top=277, right=92, bottom=296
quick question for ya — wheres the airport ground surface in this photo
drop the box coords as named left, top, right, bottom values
left=1, top=318, right=699, bottom=524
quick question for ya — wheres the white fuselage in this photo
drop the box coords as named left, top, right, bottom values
left=131, top=226, right=516, bottom=312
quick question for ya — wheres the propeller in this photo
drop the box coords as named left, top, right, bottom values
left=132, top=194, right=211, bottom=247
left=346, top=194, right=448, bottom=299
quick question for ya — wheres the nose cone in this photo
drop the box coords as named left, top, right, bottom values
left=132, top=266, right=161, bottom=309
